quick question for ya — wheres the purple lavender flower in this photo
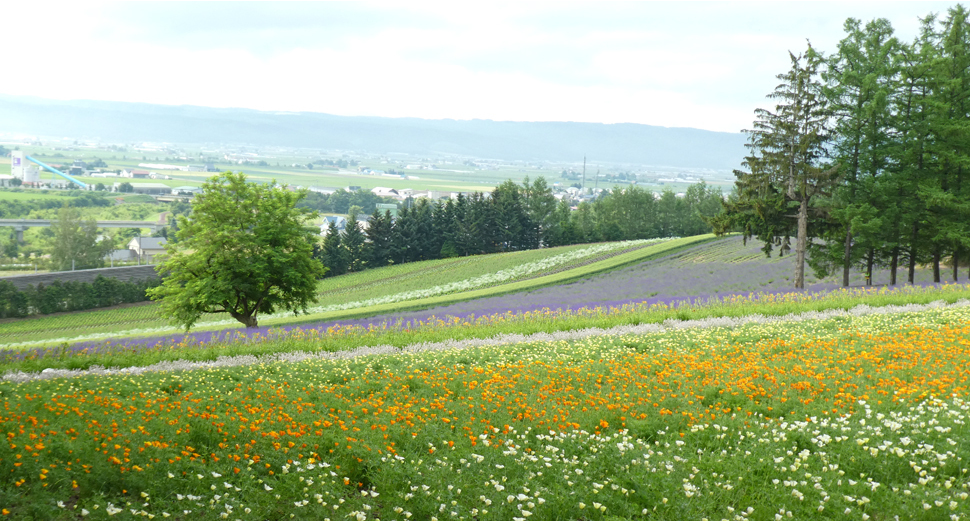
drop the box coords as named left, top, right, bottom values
left=3, top=236, right=961, bottom=360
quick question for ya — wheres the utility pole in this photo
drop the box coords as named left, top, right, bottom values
left=581, top=155, right=586, bottom=193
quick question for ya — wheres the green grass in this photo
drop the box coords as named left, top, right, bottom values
left=0, top=238, right=677, bottom=348
left=110, top=194, right=158, bottom=204
left=2, top=275, right=968, bottom=378
left=277, top=236, right=713, bottom=326
left=14, top=144, right=563, bottom=194
left=311, top=241, right=648, bottom=308
left=0, top=189, right=76, bottom=202
left=0, top=302, right=968, bottom=520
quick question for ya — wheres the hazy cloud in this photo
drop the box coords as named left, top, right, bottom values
left=0, top=1, right=961, bottom=132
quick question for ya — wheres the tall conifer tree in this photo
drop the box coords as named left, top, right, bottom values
left=718, top=46, right=839, bottom=289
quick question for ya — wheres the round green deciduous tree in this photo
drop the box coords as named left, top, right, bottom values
left=46, top=205, right=113, bottom=271
left=148, top=172, right=325, bottom=329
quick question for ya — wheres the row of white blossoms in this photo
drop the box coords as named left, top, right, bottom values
left=0, top=238, right=668, bottom=349
left=7, top=297, right=968, bottom=383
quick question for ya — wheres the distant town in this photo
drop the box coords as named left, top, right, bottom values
left=0, top=132, right=734, bottom=207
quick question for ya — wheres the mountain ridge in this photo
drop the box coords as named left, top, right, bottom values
left=0, top=94, right=745, bottom=170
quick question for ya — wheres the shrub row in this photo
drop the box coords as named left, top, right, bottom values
left=0, top=276, right=160, bottom=318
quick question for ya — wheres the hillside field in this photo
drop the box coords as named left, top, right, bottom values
left=0, top=235, right=969, bottom=520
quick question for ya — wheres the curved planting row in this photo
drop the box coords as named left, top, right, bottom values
left=0, top=237, right=688, bottom=351
left=1, top=301, right=969, bottom=520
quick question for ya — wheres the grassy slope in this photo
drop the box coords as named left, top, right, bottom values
left=276, top=236, right=715, bottom=325
left=0, top=231, right=950, bottom=350
left=3, top=235, right=968, bottom=377
left=0, top=189, right=77, bottom=202
left=0, top=238, right=692, bottom=348
left=5, top=232, right=962, bottom=350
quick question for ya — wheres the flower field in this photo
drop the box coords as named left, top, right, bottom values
left=411, top=235, right=965, bottom=321
left=2, top=299, right=970, bottom=520
left=0, top=238, right=675, bottom=350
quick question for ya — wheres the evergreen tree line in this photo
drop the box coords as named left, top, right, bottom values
left=316, top=177, right=723, bottom=277
left=0, top=275, right=162, bottom=318
left=715, top=6, right=970, bottom=288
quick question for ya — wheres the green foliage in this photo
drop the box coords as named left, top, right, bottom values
left=118, top=182, right=134, bottom=193
left=365, top=210, right=394, bottom=267
left=45, top=205, right=114, bottom=271
left=309, top=176, right=724, bottom=282
left=320, top=220, right=347, bottom=277
left=0, top=281, right=28, bottom=318
left=523, top=176, right=558, bottom=245
left=718, top=46, right=839, bottom=288
left=148, top=172, right=324, bottom=329
left=594, top=185, right=658, bottom=240
left=0, top=276, right=159, bottom=318
left=722, top=7, right=970, bottom=289
left=297, top=188, right=396, bottom=215
left=343, top=212, right=367, bottom=273
left=0, top=191, right=110, bottom=218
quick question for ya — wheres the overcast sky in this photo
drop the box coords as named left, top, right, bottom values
left=2, top=1, right=962, bottom=133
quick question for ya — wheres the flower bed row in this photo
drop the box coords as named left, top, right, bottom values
left=1, top=302, right=969, bottom=519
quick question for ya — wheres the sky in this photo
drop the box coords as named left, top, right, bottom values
left=2, top=1, right=963, bottom=133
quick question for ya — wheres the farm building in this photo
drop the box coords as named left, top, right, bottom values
left=128, top=237, right=167, bottom=262
left=371, top=187, right=399, bottom=198
left=320, top=216, right=347, bottom=235
left=120, top=169, right=152, bottom=178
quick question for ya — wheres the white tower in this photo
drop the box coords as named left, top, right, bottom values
left=10, top=151, right=24, bottom=179
left=10, top=151, right=39, bottom=184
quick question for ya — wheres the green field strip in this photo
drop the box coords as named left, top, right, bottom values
left=0, top=240, right=680, bottom=348
left=259, top=235, right=718, bottom=327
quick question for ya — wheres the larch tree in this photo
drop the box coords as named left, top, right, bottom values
left=923, top=5, right=970, bottom=282
left=894, top=15, right=940, bottom=284
left=718, top=46, right=840, bottom=289
left=816, top=17, right=900, bottom=286
left=365, top=210, right=395, bottom=267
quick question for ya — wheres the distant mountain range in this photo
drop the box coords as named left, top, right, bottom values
left=0, top=95, right=746, bottom=170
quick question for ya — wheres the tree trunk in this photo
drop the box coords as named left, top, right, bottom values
left=795, top=198, right=808, bottom=289
left=955, top=252, right=960, bottom=282
left=933, top=249, right=941, bottom=283
left=843, top=227, right=852, bottom=287
left=230, top=311, right=259, bottom=329
left=866, top=248, right=874, bottom=286
left=890, top=247, right=899, bottom=285
left=908, top=223, right=918, bottom=284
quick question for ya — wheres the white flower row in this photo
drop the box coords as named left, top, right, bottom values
left=278, top=238, right=670, bottom=318
left=6, top=298, right=968, bottom=383
left=0, top=239, right=667, bottom=350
